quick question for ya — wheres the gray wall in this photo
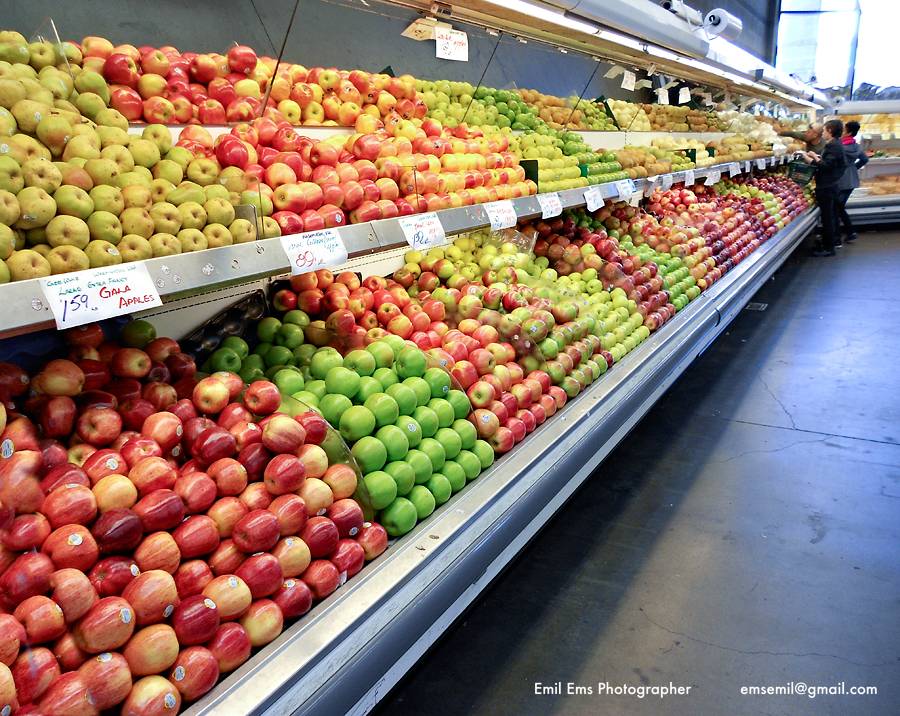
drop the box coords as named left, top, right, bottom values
left=7, top=0, right=648, bottom=102
left=689, top=0, right=780, bottom=63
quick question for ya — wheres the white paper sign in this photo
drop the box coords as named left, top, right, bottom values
left=743, top=161, right=751, bottom=173
left=621, top=71, right=636, bottom=91
left=661, top=174, right=674, bottom=190
left=628, top=192, right=642, bottom=207
left=655, top=88, right=669, bottom=105
left=728, top=163, right=741, bottom=177
left=704, top=170, right=721, bottom=186
left=683, top=169, right=695, bottom=186
left=435, top=27, right=469, bottom=62
left=614, top=179, right=636, bottom=199
left=584, top=186, right=604, bottom=212
left=537, top=193, right=563, bottom=219
left=678, top=86, right=691, bottom=104
left=398, top=212, right=446, bottom=250
left=281, top=228, right=348, bottom=274
left=484, top=200, right=517, bottom=230
left=40, top=263, right=162, bottom=330
left=756, top=158, right=767, bottom=170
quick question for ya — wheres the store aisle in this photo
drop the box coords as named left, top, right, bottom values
left=377, top=231, right=900, bottom=716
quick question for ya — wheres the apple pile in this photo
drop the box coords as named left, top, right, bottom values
left=0, top=321, right=388, bottom=713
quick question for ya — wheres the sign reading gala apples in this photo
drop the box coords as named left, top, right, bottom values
left=281, top=228, right=349, bottom=274
left=40, top=263, right=162, bottom=330
left=399, top=212, right=447, bottom=250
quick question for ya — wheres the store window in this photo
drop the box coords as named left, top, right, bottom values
left=775, top=0, right=900, bottom=98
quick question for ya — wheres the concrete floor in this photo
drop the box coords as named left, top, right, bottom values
left=377, top=231, right=900, bottom=716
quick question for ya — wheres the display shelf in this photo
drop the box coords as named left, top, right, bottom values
left=845, top=193, right=900, bottom=224
left=182, top=208, right=818, bottom=716
left=0, top=156, right=784, bottom=340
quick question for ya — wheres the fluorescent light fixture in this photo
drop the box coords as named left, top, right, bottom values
left=646, top=45, right=680, bottom=61
left=595, top=28, right=646, bottom=51
left=479, top=0, right=600, bottom=35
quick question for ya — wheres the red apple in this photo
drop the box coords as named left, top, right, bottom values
left=207, top=623, right=251, bottom=673
left=232, top=509, right=280, bottom=553
left=263, top=453, right=306, bottom=496
left=121, top=675, right=181, bottom=716
left=207, top=496, right=248, bottom=538
left=2, top=512, right=51, bottom=551
left=330, top=539, right=365, bottom=579
left=90, top=508, right=143, bottom=554
left=202, top=574, right=252, bottom=621
left=14, top=594, right=66, bottom=644
left=239, top=599, right=283, bottom=647
left=122, top=569, right=179, bottom=625
left=169, top=645, right=220, bottom=701
left=239, top=482, right=272, bottom=511
left=88, top=556, right=140, bottom=597
left=0, top=614, right=24, bottom=665
left=326, top=499, right=364, bottom=538
left=174, top=472, right=217, bottom=514
left=128, top=456, right=177, bottom=496
left=174, top=560, right=214, bottom=599
left=79, top=650, right=132, bottom=710
left=300, top=516, right=339, bottom=558
left=53, top=631, right=88, bottom=671
left=356, top=521, right=388, bottom=560
left=207, top=457, right=248, bottom=497
left=134, top=531, right=181, bottom=574
left=49, top=568, right=98, bottom=623
left=11, top=647, right=60, bottom=704
left=0, top=552, right=53, bottom=608
left=74, top=596, right=135, bottom=653
left=43, top=524, right=100, bottom=571
left=134, top=489, right=185, bottom=532
left=173, top=515, right=220, bottom=559
left=192, top=377, right=230, bottom=415
left=268, top=494, right=307, bottom=536
left=171, top=594, right=220, bottom=646
left=301, top=559, right=340, bottom=600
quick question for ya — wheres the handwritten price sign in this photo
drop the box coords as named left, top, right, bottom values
left=728, top=163, right=742, bottom=177
left=614, top=179, right=636, bottom=200
left=484, top=200, right=518, bottom=230
left=704, top=170, right=721, bottom=186
left=281, top=228, right=348, bottom=275
left=537, top=192, right=563, bottom=219
left=398, top=212, right=446, bottom=250
left=40, top=263, right=162, bottom=330
left=756, top=158, right=767, bottom=170
left=683, top=169, right=695, bottom=186
left=435, top=27, right=468, bottom=62
left=584, top=186, right=604, bottom=212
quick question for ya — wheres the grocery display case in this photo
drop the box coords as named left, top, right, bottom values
left=0, top=0, right=826, bottom=714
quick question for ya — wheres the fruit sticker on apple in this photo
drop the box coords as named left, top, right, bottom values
left=281, top=228, right=348, bottom=274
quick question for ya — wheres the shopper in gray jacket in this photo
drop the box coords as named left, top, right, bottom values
left=836, top=121, right=869, bottom=244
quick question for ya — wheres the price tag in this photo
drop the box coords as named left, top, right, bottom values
left=537, top=192, right=563, bottom=219
left=743, top=161, right=751, bottom=173
left=655, top=88, right=669, bottom=105
left=683, top=169, right=695, bottom=186
left=281, top=228, right=349, bottom=274
left=678, top=86, right=691, bottom=104
left=621, top=70, right=636, bottom=91
left=628, top=192, right=642, bottom=207
left=584, top=186, right=604, bottom=212
left=728, top=163, right=741, bottom=177
left=661, top=174, right=674, bottom=190
left=704, top=170, right=721, bottom=186
left=643, top=176, right=659, bottom=197
left=434, top=27, right=469, bottom=62
left=398, top=212, right=446, bottom=250
left=484, top=200, right=517, bottom=230
left=40, top=263, right=162, bottom=330
left=756, top=158, right=767, bottom=170
left=614, top=179, right=636, bottom=199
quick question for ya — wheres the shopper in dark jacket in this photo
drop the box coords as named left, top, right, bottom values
left=836, top=120, right=869, bottom=244
left=805, top=119, right=847, bottom=256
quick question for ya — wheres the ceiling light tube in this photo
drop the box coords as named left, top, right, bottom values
left=479, top=0, right=600, bottom=35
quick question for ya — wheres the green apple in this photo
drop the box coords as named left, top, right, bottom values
left=383, top=461, right=415, bottom=497
left=455, top=450, right=482, bottom=481
left=393, top=415, right=422, bottom=449
left=379, top=497, right=417, bottom=537
left=407, top=485, right=435, bottom=520
left=418, top=437, right=446, bottom=472
left=363, top=471, right=397, bottom=511
left=386, top=383, right=417, bottom=416
left=355, top=376, right=381, bottom=403
left=273, top=367, right=304, bottom=395
left=343, top=349, right=376, bottom=377
left=375, top=425, right=409, bottom=462
left=471, top=440, right=494, bottom=469
left=395, top=346, right=427, bottom=379
left=309, top=347, right=343, bottom=380
left=446, top=389, right=471, bottom=420
left=339, top=405, right=376, bottom=442
left=305, top=379, right=327, bottom=400
left=434, top=428, right=462, bottom=460
left=425, top=473, right=451, bottom=505
left=452, top=419, right=477, bottom=450
left=403, top=377, right=431, bottom=407
left=351, top=436, right=387, bottom=474
left=366, top=340, right=394, bottom=369
left=320, top=393, right=353, bottom=428
left=411, top=406, right=438, bottom=439
left=364, top=393, right=399, bottom=428
left=404, top=448, right=433, bottom=485
left=373, top=367, right=399, bottom=390
left=325, top=366, right=360, bottom=399
left=427, top=398, right=454, bottom=429
left=441, top=460, right=466, bottom=493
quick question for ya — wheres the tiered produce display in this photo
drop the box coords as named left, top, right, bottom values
left=0, top=20, right=822, bottom=715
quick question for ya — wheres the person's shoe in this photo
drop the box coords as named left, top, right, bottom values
left=811, top=248, right=836, bottom=257
left=846, top=233, right=858, bottom=243
left=835, top=240, right=843, bottom=248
